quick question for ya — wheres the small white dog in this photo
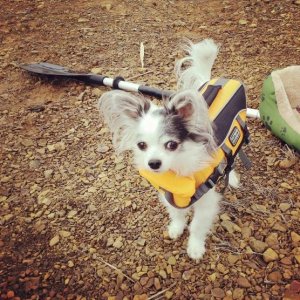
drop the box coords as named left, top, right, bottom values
left=98, top=39, right=238, bottom=260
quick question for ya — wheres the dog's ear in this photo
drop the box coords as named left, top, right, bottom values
left=98, top=90, right=151, bottom=152
left=166, top=90, right=197, bottom=120
left=166, top=89, right=216, bottom=152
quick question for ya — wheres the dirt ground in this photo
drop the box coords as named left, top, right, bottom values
left=0, top=0, right=300, bottom=299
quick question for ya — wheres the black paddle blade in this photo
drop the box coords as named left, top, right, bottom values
left=20, top=62, right=87, bottom=76
left=20, top=62, right=106, bottom=85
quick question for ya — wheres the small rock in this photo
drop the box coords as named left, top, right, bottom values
left=221, top=220, right=241, bottom=234
left=67, top=210, right=77, bottom=218
left=165, top=291, right=173, bottom=299
left=89, top=247, right=97, bottom=254
left=237, top=277, right=251, bottom=288
left=249, top=237, right=268, bottom=253
left=139, top=276, right=148, bottom=286
left=280, top=257, right=292, bottom=265
left=279, top=203, right=291, bottom=212
left=91, top=67, right=102, bottom=74
left=44, top=169, right=53, bottom=179
left=241, top=227, right=252, bottom=239
left=78, top=17, right=89, bottom=23
left=182, top=270, right=192, bottom=280
left=67, top=260, right=74, bottom=268
left=59, top=230, right=71, bottom=238
left=233, top=288, right=244, bottom=299
left=209, top=272, right=217, bottom=282
left=88, top=204, right=97, bottom=212
left=158, top=269, right=167, bottom=279
left=273, top=222, right=287, bottom=232
left=136, top=238, right=146, bottom=246
left=7, top=290, right=15, bottom=299
left=211, top=288, right=225, bottom=298
left=227, top=254, right=240, bottom=265
left=278, top=158, right=297, bottom=169
left=92, top=88, right=102, bottom=97
left=113, top=237, right=123, bottom=249
left=49, top=235, right=60, bottom=247
left=3, top=214, right=13, bottom=222
left=280, top=182, right=292, bottom=190
left=107, top=237, right=114, bottom=247
left=268, top=271, right=282, bottom=282
left=21, top=138, right=34, bottom=147
left=263, top=248, right=279, bottom=262
left=265, top=232, right=278, bottom=247
left=239, top=19, right=248, bottom=25
left=251, top=204, right=267, bottom=212
left=291, top=231, right=300, bottom=243
left=167, top=256, right=176, bottom=266
left=154, top=277, right=161, bottom=290
left=97, top=144, right=110, bottom=153
left=29, top=160, right=40, bottom=169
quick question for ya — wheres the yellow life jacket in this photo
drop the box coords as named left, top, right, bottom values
left=139, top=78, right=251, bottom=208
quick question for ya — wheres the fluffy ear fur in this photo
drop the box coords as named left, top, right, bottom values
left=165, top=89, right=216, bottom=152
left=98, top=90, right=151, bottom=153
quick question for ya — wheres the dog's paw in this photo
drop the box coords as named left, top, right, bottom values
left=228, top=170, right=240, bottom=189
left=168, top=221, right=185, bottom=240
left=187, top=237, right=206, bottom=260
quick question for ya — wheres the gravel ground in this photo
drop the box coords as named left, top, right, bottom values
left=0, top=0, right=300, bottom=299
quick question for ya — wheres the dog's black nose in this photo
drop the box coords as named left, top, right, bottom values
left=148, top=159, right=162, bottom=170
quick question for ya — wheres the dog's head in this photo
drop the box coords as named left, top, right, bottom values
left=98, top=90, right=216, bottom=176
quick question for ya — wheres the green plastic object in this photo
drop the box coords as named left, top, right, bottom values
left=259, top=67, right=300, bottom=151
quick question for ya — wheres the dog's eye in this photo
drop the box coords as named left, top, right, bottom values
left=165, top=141, right=178, bottom=151
left=137, top=142, right=147, bottom=150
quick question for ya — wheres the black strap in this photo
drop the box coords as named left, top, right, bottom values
left=112, top=76, right=125, bottom=89
left=202, top=85, right=222, bottom=107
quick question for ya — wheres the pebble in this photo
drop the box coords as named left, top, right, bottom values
left=49, top=235, right=60, bottom=247
left=279, top=203, right=291, bottom=212
left=211, top=288, right=225, bottom=298
left=154, top=277, right=161, bottom=290
left=136, top=238, right=146, bottom=246
left=167, top=256, right=176, bottom=266
left=159, top=269, right=167, bottom=279
left=67, top=210, right=77, bottom=218
left=249, top=237, right=268, bottom=253
left=268, top=271, right=282, bottom=282
left=165, top=291, right=173, bottom=299
left=113, top=237, right=123, bottom=249
left=273, top=222, right=287, bottom=232
left=280, top=182, right=292, bottom=189
left=263, top=248, right=279, bottom=262
left=265, top=232, right=278, bottom=247
left=59, top=230, right=71, bottom=238
left=44, top=169, right=53, bottom=178
left=241, top=227, right=252, bottom=239
left=237, top=277, right=251, bottom=288
left=97, top=144, right=110, bottom=153
left=280, top=257, right=292, bottom=265
left=227, top=254, right=240, bottom=265
left=291, top=231, right=300, bottom=243
left=221, top=220, right=241, bottom=233
left=182, top=270, right=192, bottom=280
left=233, top=288, right=244, bottom=299
left=67, top=260, right=74, bottom=267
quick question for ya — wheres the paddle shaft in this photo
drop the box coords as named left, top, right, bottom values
left=21, top=62, right=260, bottom=118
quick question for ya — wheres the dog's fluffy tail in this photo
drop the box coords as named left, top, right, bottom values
left=175, top=39, right=219, bottom=90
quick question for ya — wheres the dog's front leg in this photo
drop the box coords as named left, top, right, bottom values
left=159, top=194, right=189, bottom=240
left=187, top=189, right=221, bottom=260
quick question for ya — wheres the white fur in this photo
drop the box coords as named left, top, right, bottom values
left=98, top=39, right=239, bottom=260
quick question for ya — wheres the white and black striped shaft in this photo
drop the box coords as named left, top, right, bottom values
left=20, top=62, right=260, bottom=118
